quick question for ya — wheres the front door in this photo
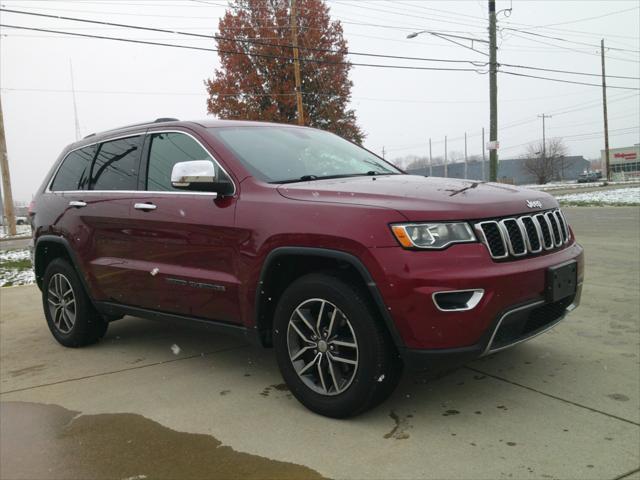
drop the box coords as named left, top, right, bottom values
left=125, top=130, right=243, bottom=324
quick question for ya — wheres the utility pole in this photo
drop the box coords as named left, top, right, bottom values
left=482, top=127, right=486, bottom=181
left=444, top=135, right=448, bottom=178
left=538, top=113, right=552, bottom=159
left=464, top=132, right=468, bottom=179
left=0, top=96, right=17, bottom=236
left=428, top=137, right=433, bottom=176
left=601, top=38, right=611, bottom=181
left=70, top=60, right=81, bottom=141
left=382, top=146, right=386, bottom=159
left=290, top=0, right=304, bottom=126
left=488, top=0, right=498, bottom=181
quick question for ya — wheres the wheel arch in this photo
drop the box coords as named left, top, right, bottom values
left=254, top=247, right=404, bottom=349
left=34, top=236, right=92, bottom=297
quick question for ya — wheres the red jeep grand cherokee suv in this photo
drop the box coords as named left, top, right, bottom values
left=31, top=118, right=583, bottom=417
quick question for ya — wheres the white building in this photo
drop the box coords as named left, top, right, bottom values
left=602, top=145, right=640, bottom=180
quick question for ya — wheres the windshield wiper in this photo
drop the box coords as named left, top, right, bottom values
left=275, top=173, right=368, bottom=184
left=274, top=172, right=401, bottom=184
left=448, top=181, right=484, bottom=197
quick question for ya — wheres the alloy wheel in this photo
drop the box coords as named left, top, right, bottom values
left=287, top=298, right=359, bottom=396
left=47, top=273, right=76, bottom=334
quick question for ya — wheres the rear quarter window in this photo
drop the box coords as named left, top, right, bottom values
left=50, top=146, right=95, bottom=191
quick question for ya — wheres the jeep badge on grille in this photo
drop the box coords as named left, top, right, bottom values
left=526, top=200, right=543, bottom=209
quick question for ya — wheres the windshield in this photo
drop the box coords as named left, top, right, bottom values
left=208, top=126, right=401, bottom=183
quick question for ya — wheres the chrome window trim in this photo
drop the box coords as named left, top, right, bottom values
left=545, top=211, right=563, bottom=247
left=46, top=129, right=238, bottom=197
left=432, top=289, right=485, bottom=312
left=518, top=216, right=543, bottom=254
left=146, top=129, right=237, bottom=196
left=475, top=221, right=509, bottom=259
left=46, top=132, right=146, bottom=193
left=498, top=218, right=527, bottom=257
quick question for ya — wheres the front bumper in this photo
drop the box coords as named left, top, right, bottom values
left=365, top=239, right=584, bottom=352
left=399, top=283, right=582, bottom=371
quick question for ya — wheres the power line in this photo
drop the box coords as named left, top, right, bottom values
left=2, top=8, right=637, bottom=85
left=0, top=24, right=482, bottom=73
left=0, top=8, right=488, bottom=65
left=499, top=70, right=639, bottom=91
left=524, top=6, right=639, bottom=30
left=501, top=27, right=640, bottom=54
left=504, top=31, right=640, bottom=64
left=500, top=62, right=639, bottom=81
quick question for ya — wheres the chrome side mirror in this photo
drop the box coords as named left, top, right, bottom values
left=171, top=160, right=218, bottom=187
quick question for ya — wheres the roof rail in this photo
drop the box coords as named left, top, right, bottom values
left=80, top=118, right=180, bottom=141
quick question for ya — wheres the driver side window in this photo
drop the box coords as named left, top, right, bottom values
left=146, top=132, right=218, bottom=191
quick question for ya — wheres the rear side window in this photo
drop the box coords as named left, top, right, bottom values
left=50, top=146, right=95, bottom=191
left=90, top=136, right=142, bottom=191
left=146, top=132, right=214, bottom=191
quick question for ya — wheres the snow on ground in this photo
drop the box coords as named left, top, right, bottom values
left=0, top=225, right=31, bottom=239
left=525, top=180, right=639, bottom=191
left=555, top=187, right=640, bottom=205
left=0, top=248, right=34, bottom=287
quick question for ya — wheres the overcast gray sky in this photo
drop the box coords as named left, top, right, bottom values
left=1, top=0, right=639, bottom=201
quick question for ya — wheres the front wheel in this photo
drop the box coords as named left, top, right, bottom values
left=273, top=273, right=402, bottom=418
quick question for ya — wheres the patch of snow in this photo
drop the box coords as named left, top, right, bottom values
left=0, top=249, right=30, bottom=263
left=0, top=225, right=31, bottom=239
left=0, top=248, right=34, bottom=287
left=0, top=269, right=35, bottom=287
left=524, top=180, right=639, bottom=192
left=556, top=187, right=640, bottom=205
left=150, top=267, right=159, bottom=276
left=171, top=344, right=181, bottom=355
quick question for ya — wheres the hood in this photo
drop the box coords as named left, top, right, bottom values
left=276, top=175, right=557, bottom=221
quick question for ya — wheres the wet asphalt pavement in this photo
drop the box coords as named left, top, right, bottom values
left=1, top=207, right=639, bottom=480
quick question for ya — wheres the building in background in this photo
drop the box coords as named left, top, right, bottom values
left=405, top=156, right=590, bottom=185
left=604, top=145, right=640, bottom=180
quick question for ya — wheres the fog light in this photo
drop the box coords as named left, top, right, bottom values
left=432, top=289, right=484, bottom=312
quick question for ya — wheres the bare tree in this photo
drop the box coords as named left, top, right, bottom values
left=522, top=137, right=568, bottom=184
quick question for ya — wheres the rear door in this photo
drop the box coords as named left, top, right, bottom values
left=73, top=134, right=145, bottom=304
left=125, top=129, right=242, bottom=324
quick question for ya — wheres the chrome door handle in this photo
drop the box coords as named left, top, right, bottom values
left=134, top=203, right=157, bottom=211
left=68, top=201, right=87, bottom=208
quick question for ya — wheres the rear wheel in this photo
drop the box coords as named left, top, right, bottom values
left=42, top=258, right=108, bottom=347
left=273, top=273, right=402, bottom=418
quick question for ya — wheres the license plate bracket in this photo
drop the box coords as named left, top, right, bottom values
left=546, top=261, right=577, bottom=302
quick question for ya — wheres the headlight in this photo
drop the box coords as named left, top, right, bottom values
left=391, top=222, right=476, bottom=249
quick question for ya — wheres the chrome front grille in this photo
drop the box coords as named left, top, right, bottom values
left=476, top=209, right=570, bottom=260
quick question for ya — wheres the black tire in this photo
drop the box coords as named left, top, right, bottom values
left=273, top=273, right=402, bottom=418
left=42, top=258, right=108, bottom=347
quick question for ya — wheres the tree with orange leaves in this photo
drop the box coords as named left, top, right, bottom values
left=205, top=0, right=364, bottom=144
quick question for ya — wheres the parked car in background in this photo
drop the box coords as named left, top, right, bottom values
left=30, top=118, right=584, bottom=417
left=577, top=171, right=603, bottom=183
